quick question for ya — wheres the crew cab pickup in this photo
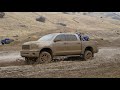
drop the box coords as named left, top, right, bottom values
left=20, top=33, right=98, bottom=64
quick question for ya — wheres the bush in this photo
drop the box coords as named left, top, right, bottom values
left=0, top=12, right=5, bottom=18
left=83, top=12, right=87, bottom=15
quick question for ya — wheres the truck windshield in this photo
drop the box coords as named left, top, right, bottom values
left=38, top=34, right=55, bottom=41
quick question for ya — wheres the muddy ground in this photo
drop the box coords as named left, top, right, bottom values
left=0, top=46, right=120, bottom=78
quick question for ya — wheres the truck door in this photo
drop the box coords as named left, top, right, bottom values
left=65, top=34, right=82, bottom=55
left=53, top=34, right=67, bottom=56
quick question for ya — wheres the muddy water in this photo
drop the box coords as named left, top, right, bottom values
left=0, top=47, right=120, bottom=65
left=0, top=47, right=120, bottom=77
left=0, top=51, right=22, bottom=63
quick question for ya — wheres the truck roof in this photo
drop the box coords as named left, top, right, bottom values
left=50, top=32, right=76, bottom=35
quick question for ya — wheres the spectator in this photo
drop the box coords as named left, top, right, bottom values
left=76, top=32, right=89, bottom=41
left=76, top=32, right=82, bottom=40
left=82, top=35, right=89, bottom=41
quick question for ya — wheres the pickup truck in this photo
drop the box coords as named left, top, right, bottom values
left=20, top=33, right=98, bottom=64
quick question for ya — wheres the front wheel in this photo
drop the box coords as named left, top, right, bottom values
left=83, top=50, right=93, bottom=61
left=37, top=51, right=52, bottom=64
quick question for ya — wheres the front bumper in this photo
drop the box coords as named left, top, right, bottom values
left=20, top=50, right=39, bottom=57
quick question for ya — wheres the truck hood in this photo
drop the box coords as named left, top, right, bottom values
left=23, top=41, right=52, bottom=46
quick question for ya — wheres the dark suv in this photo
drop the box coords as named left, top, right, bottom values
left=1, top=38, right=14, bottom=45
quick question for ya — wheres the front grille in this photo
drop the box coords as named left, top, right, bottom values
left=22, top=45, right=30, bottom=50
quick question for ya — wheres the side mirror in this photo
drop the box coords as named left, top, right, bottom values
left=54, top=39, right=61, bottom=42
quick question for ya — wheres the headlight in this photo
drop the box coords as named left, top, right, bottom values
left=22, top=44, right=38, bottom=50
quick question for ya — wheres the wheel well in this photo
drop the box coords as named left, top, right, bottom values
left=85, top=47, right=93, bottom=53
left=40, top=48, right=53, bottom=55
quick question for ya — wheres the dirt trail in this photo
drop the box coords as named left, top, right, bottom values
left=0, top=47, right=120, bottom=78
left=0, top=51, right=22, bottom=63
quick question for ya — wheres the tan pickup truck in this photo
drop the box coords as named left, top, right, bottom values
left=20, top=33, right=98, bottom=64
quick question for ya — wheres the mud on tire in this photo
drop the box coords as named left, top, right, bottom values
left=37, top=51, right=52, bottom=64
left=83, top=50, right=93, bottom=61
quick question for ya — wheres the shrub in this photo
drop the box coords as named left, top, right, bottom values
left=0, top=12, right=5, bottom=18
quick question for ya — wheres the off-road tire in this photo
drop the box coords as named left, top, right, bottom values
left=83, top=50, right=93, bottom=61
left=37, top=51, right=52, bottom=64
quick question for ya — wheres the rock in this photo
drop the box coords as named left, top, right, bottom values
left=57, top=23, right=67, bottom=26
left=117, top=33, right=120, bottom=35
left=13, top=35, right=19, bottom=37
left=36, top=16, right=46, bottom=23
left=19, top=25, right=27, bottom=28
left=83, top=12, right=87, bottom=15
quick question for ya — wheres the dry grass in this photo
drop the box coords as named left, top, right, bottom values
left=0, top=12, right=120, bottom=39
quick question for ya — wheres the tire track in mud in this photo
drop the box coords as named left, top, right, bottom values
left=0, top=47, right=120, bottom=77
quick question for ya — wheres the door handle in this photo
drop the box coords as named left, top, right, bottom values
left=77, top=43, right=80, bottom=44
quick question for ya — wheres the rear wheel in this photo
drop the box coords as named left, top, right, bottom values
left=37, top=51, right=52, bottom=64
left=83, top=50, right=93, bottom=61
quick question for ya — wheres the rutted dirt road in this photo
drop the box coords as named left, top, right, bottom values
left=0, top=47, right=120, bottom=78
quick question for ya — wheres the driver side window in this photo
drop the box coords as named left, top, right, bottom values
left=54, top=34, right=65, bottom=41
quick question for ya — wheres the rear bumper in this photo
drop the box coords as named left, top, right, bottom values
left=20, top=50, right=39, bottom=57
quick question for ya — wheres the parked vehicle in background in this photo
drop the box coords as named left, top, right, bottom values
left=1, top=38, right=14, bottom=45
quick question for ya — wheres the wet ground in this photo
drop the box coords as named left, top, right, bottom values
left=0, top=47, right=120, bottom=78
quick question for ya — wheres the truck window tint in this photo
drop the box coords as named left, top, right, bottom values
left=54, top=35, right=65, bottom=41
left=65, top=35, right=77, bottom=41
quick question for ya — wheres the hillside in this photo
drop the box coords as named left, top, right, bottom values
left=0, top=12, right=120, bottom=36
left=0, top=12, right=120, bottom=47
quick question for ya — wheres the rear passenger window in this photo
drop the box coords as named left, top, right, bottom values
left=54, top=34, right=65, bottom=41
left=65, top=35, right=77, bottom=41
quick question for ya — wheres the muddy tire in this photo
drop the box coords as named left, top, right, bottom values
left=37, top=51, right=52, bottom=64
left=83, top=50, right=93, bottom=61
